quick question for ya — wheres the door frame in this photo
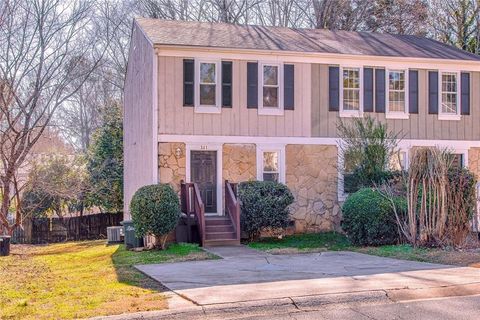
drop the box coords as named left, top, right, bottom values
left=186, top=142, right=223, bottom=216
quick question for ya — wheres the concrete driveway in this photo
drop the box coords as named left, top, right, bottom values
left=135, top=246, right=480, bottom=306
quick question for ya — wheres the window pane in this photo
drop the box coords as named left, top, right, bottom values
left=343, top=89, right=359, bottom=110
left=263, top=151, right=279, bottom=172
left=263, top=172, right=279, bottom=182
left=451, top=154, right=463, bottom=168
left=263, top=87, right=278, bottom=107
left=441, top=73, right=457, bottom=114
left=263, top=65, right=278, bottom=85
left=389, top=91, right=405, bottom=112
left=200, top=84, right=216, bottom=105
left=200, top=63, right=216, bottom=84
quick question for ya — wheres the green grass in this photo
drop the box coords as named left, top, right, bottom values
left=0, top=240, right=213, bottom=320
left=248, top=232, right=351, bottom=252
left=248, top=233, right=480, bottom=267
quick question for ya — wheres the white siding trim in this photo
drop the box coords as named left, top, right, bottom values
left=154, top=46, right=480, bottom=72
left=152, top=52, right=159, bottom=183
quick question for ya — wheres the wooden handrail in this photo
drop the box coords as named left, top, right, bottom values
left=225, top=180, right=241, bottom=241
left=180, top=181, right=205, bottom=246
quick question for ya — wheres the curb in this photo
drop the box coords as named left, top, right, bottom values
left=89, top=290, right=390, bottom=320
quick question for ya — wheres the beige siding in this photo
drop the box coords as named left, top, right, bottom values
left=123, top=25, right=156, bottom=219
left=312, top=64, right=480, bottom=140
left=158, top=57, right=311, bottom=137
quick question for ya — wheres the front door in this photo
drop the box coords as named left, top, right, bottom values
left=191, top=151, right=217, bottom=213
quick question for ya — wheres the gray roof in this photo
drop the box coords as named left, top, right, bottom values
left=136, top=18, right=480, bottom=61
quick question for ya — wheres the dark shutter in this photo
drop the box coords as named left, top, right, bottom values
left=329, top=66, right=340, bottom=111
left=222, top=61, right=232, bottom=108
left=284, top=64, right=294, bottom=110
left=428, top=71, right=439, bottom=114
left=461, top=72, right=470, bottom=115
left=375, top=68, right=385, bottom=113
left=183, top=59, right=194, bottom=106
left=364, top=67, right=374, bottom=112
left=247, top=62, right=258, bottom=108
left=409, top=70, right=419, bottom=114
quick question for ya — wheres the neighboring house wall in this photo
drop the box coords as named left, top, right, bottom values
left=312, top=64, right=480, bottom=140
left=123, top=24, right=157, bottom=219
left=157, top=57, right=311, bottom=137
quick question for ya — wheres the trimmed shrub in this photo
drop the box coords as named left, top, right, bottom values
left=130, top=184, right=180, bottom=249
left=238, top=181, right=294, bottom=241
left=341, top=188, right=406, bottom=246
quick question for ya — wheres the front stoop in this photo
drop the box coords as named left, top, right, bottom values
left=204, top=216, right=240, bottom=247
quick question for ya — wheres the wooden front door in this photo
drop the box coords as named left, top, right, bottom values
left=191, top=151, right=217, bottom=213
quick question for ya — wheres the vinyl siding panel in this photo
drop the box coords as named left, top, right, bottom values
left=311, top=64, right=480, bottom=140
left=158, top=57, right=311, bottom=137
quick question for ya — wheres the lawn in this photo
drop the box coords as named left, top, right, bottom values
left=249, top=232, right=480, bottom=267
left=0, top=240, right=214, bottom=320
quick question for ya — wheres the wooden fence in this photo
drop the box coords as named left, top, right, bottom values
left=10, top=212, right=123, bottom=244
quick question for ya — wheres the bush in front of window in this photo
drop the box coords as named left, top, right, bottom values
left=341, top=188, right=406, bottom=246
left=130, top=184, right=180, bottom=250
left=238, top=180, right=294, bottom=241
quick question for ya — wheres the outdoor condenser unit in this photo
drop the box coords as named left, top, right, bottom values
left=107, top=226, right=124, bottom=244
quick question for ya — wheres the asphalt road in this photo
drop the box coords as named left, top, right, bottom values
left=245, top=295, right=480, bottom=320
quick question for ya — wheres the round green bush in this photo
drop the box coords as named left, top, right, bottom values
left=238, top=181, right=294, bottom=241
left=341, top=188, right=405, bottom=246
left=130, top=184, right=180, bottom=249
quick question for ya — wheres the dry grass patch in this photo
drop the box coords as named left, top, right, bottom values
left=0, top=240, right=213, bottom=320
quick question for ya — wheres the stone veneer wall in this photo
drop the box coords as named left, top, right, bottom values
left=158, top=142, right=186, bottom=192
left=286, top=144, right=341, bottom=233
left=468, top=148, right=480, bottom=179
left=222, top=144, right=256, bottom=183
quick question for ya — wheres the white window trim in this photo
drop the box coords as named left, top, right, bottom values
left=185, top=142, right=223, bottom=216
left=386, top=69, right=409, bottom=120
left=194, top=59, right=222, bottom=114
left=258, top=62, right=284, bottom=116
left=256, top=144, right=286, bottom=183
left=438, top=70, right=461, bottom=121
left=339, top=66, right=363, bottom=118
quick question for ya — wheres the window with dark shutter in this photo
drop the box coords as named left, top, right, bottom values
left=284, top=64, right=294, bottom=110
left=428, top=71, right=439, bottom=114
left=247, top=62, right=258, bottom=108
left=183, top=59, right=194, bottom=106
left=375, top=69, right=385, bottom=113
left=329, top=66, right=339, bottom=111
left=409, top=70, right=418, bottom=114
left=222, top=61, right=232, bottom=108
left=364, top=67, right=374, bottom=112
left=461, top=72, right=470, bottom=115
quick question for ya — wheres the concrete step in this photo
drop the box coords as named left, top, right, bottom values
left=205, top=231, right=237, bottom=241
left=204, top=239, right=241, bottom=247
left=206, top=225, right=234, bottom=233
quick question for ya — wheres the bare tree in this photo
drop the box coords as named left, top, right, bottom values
left=429, top=0, right=479, bottom=52
left=0, top=0, right=102, bottom=235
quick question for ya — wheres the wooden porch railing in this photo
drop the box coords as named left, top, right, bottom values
left=225, top=180, right=241, bottom=241
left=180, top=181, right=205, bottom=246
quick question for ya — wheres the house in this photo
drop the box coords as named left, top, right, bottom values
left=124, top=18, right=480, bottom=245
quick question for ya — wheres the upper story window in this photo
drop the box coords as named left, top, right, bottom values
left=386, top=70, right=408, bottom=119
left=439, top=72, right=460, bottom=120
left=195, top=59, right=221, bottom=113
left=340, top=67, right=362, bottom=117
left=259, top=62, right=283, bottom=115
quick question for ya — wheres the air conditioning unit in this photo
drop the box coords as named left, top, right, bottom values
left=107, top=226, right=124, bottom=244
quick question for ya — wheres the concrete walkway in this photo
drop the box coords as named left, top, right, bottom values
left=135, top=247, right=480, bottom=306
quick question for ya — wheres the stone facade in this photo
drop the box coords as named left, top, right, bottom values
left=468, top=148, right=480, bottom=179
left=222, top=144, right=256, bottom=183
left=286, top=144, right=341, bottom=233
left=158, top=142, right=186, bottom=192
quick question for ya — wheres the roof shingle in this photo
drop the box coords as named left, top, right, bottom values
left=136, top=18, right=480, bottom=61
